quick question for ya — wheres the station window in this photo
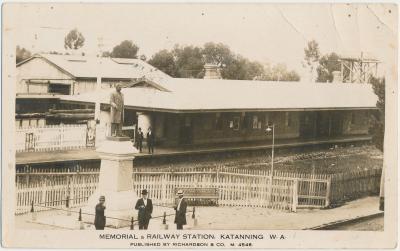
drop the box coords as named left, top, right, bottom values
left=184, top=116, right=191, bottom=127
left=252, top=116, right=258, bottom=129
left=203, top=115, right=213, bottom=130
left=285, top=112, right=292, bottom=127
left=252, top=115, right=261, bottom=129
left=48, top=83, right=71, bottom=95
left=351, top=112, right=356, bottom=125
left=215, top=113, right=223, bottom=130
left=233, top=117, right=240, bottom=130
left=265, top=113, right=274, bottom=127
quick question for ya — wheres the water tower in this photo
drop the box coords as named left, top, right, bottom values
left=339, top=52, right=379, bottom=83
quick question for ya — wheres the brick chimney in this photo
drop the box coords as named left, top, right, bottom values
left=204, top=64, right=222, bottom=79
left=332, top=71, right=342, bottom=83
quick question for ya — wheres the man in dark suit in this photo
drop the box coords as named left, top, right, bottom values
left=136, top=127, right=144, bottom=152
left=146, top=127, right=155, bottom=154
left=94, top=195, right=106, bottom=230
left=135, top=189, right=153, bottom=230
left=174, top=190, right=187, bottom=230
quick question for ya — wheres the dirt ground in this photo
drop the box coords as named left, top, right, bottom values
left=135, top=145, right=383, bottom=175
left=330, top=215, right=384, bottom=231
left=15, top=196, right=382, bottom=231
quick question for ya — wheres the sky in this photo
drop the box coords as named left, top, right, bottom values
left=7, top=3, right=398, bottom=79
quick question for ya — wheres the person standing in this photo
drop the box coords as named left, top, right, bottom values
left=174, top=190, right=187, bottom=230
left=94, top=195, right=106, bottom=230
left=135, top=189, right=153, bottom=230
left=110, top=83, right=124, bottom=137
left=146, top=127, right=155, bottom=154
left=136, top=127, right=144, bottom=153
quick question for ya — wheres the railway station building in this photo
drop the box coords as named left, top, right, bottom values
left=16, top=54, right=378, bottom=148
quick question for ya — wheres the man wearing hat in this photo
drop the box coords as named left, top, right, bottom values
left=174, top=189, right=187, bottom=230
left=135, top=189, right=153, bottom=230
left=94, top=196, right=106, bottom=230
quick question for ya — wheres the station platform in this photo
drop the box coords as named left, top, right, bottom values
left=16, top=135, right=371, bottom=165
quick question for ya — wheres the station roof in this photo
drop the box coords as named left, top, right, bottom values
left=60, top=78, right=378, bottom=113
left=17, top=54, right=171, bottom=81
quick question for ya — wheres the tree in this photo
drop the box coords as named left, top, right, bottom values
left=368, top=76, right=385, bottom=211
left=202, top=42, right=234, bottom=67
left=316, top=53, right=341, bottom=83
left=173, top=45, right=204, bottom=78
left=102, top=51, right=112, bottom=57
left=259, top=63, right=300, bottom=81
left=303, top=40, right=320, bottom=82
left=148, top=42, right=293, bottom=81
left=64, top=29, right=85, bottom=50
left=148, top=50, right=178, bottom=77
left=110, top=40, right=139, bottom=59
left=16, top=46, right=31, bottom=64
left=221, top=56, right=264, bottom=80
left=369, top=77, right=385, bottom=152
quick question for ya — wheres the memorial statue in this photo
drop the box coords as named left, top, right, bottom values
left=110, top=83, right=124, bottom=137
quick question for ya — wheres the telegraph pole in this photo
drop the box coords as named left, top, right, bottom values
left=95, top=36, right=104, bottom=124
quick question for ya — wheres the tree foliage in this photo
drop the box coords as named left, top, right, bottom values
left=148, top=49, right=178, bottom=77
left=109, top=40, right=139, bottom=59
left=173, top=45, right=204, bottom=78
left=64, top=29, right=85, bottom=50
left=316, top=53, right=341, bottom=83
left=203, top=42, right=233, bottom=67
left=369, top=77, right=385, bottom=152
left=303, top=40, right=320, bottom=82
left=261, top=63, right=300, bottom=81
left=16, top=46, right=32, bottom=64
left=148, top=42, right=299, bottom=81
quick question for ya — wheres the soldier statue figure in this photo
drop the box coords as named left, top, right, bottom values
left=110, top=83, right=124, bottom=137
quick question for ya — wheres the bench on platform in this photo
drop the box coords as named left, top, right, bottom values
left=174, top=187, right=219, bottom=206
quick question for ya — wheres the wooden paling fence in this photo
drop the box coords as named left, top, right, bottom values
left=15, top=165, right=99, bottom=215
left=15, top=165, right=382, bottom=214
left=329, top=168, right=382, bottom=205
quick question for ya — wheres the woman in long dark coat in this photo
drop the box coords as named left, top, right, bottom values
left=94, top=196, right=106, bottom=230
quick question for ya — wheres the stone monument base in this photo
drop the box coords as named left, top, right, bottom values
left=84, top=136, right=139, bottom=228
left=83, top=190, right=139, bottom=228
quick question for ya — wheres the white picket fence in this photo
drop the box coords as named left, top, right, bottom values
left=15, top=124, right=107, bottom=152
left=132, top=167, right=331, bottom=211
left=15, top=166, right=99, bottom=215
left=15, top=165, right=381, bottom=215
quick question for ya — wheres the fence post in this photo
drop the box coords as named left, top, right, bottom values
left=192, top=207, right=198, bottom=227
left=66, top=195, right=71, bottom=216
left=325, top=177, right=332, bottom=208
left=162, top=212, right=168, bottom=230
left=31, top=201, right=37, bottom=221
left=78, top=208, right=84, bottom=230
left=130, top=217, right=134, bottom=230
left=292, top=179, right=298, bottom=213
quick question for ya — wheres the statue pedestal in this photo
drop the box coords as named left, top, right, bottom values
left=83, top=137, right=139, bottom=228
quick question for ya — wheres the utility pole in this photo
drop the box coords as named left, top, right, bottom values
left=95, top=36, right=104, bottom=124
left=266, top=124, right=275, bottom=206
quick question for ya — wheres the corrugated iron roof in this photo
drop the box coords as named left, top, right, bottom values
left=61, top=78, right=378, bottom=112
left=18, top=54, right=171, bottom=81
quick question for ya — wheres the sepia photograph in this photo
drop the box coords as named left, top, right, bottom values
left=2, top=2, right=398, bottom=248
